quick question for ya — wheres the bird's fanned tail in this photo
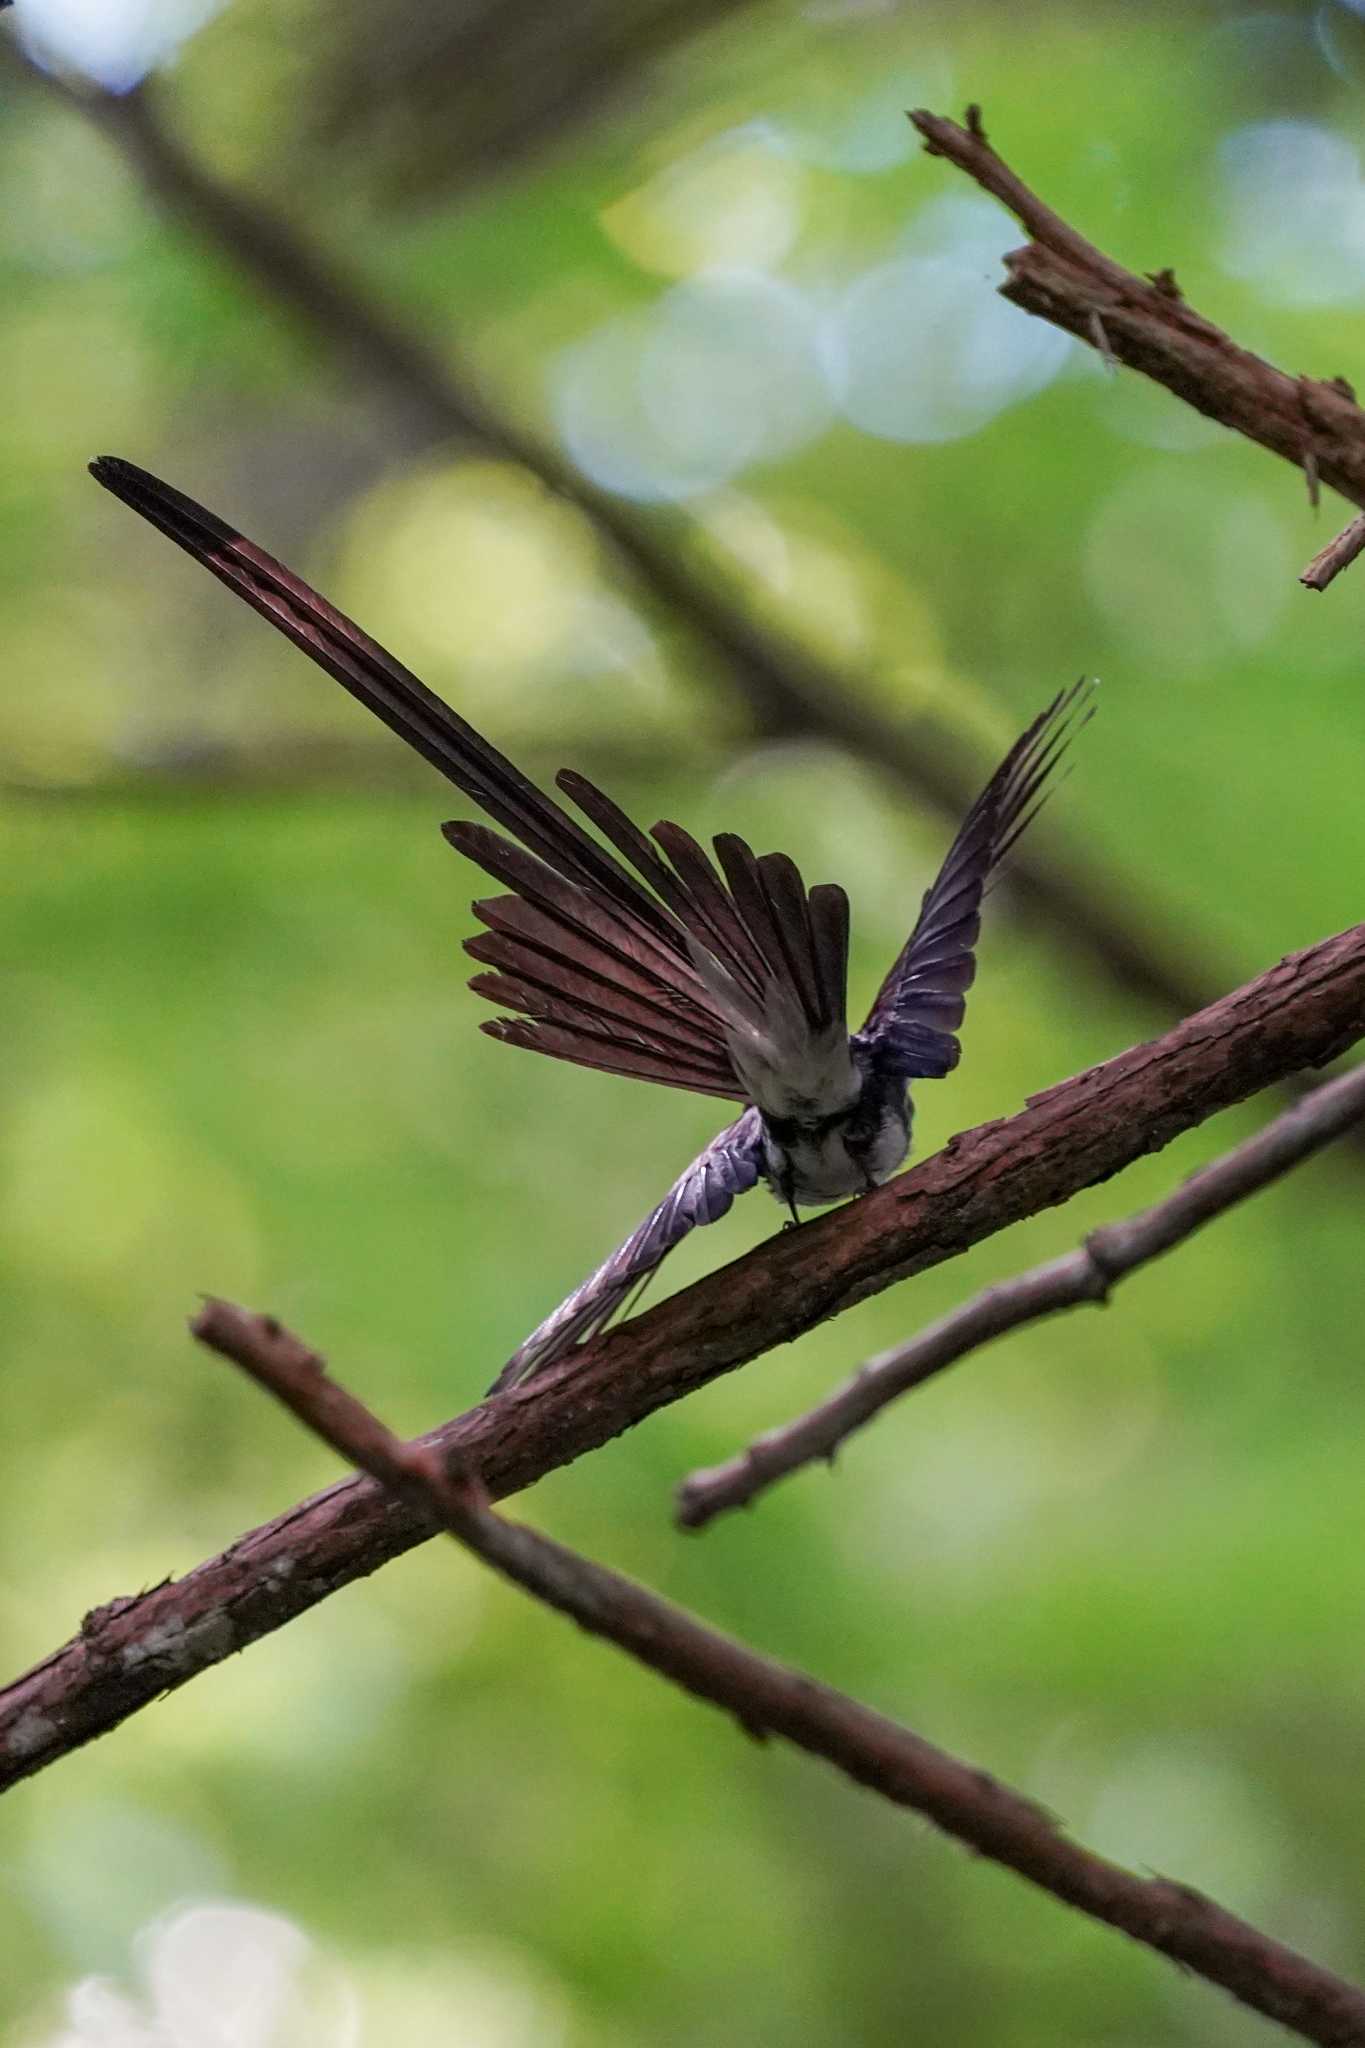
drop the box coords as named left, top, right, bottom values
left=90, top=456, right=855, bottom=1111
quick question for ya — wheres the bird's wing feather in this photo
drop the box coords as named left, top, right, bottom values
left=488, top=1108, right=764, bottom=1390
left=859, top=682, right=1094, bottom=1079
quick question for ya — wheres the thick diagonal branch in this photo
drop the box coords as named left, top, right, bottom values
left=0, top=53, right=1208, bottom=1023
left=190, top=1298, right=1365, bottom=2048
left=2, top=921, right=1362, bottom=1795
left=678, top=1059, right=1365, bottom=1526
left=909, top=109, right=1365, bottom=561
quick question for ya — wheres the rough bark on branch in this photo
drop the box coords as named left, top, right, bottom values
left=2, top=921, right=1362, bottom=1795
left=190, top=1297, right=1365, bottom=2048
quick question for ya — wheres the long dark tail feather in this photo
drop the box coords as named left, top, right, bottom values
left=809, top=884, right=852, bottom=1034
left=651, top=821, right=771, bottom=998
left=709, top=834, right=850, bottom=1040
left=88, top=457, right=682, bottom=942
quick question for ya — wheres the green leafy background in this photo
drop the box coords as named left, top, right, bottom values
left=3, top=2, right=1365, bottom=2041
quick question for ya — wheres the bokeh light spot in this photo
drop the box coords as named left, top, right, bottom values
left=341, top=462, right=594, bottom=672
left=640, top=273, right=832, bottom=472
left=12, top=0, right=227, bottom=93
left=555, top=274, right=830, bottom=501
left=1217, top=119, right=1365, bottom=304
left=824, top=200, right=1071, bottom=443
left=600, top=126, right=803, bottom=278
left=1315, top=0, right=1365, bottom=84
left=1084, top=469, right=1291, bottom=670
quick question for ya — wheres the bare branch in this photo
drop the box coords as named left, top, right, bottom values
left=678, top=1061, right=1365, bottom=1527
left=909, top=110, right=1365, bottom=555
left=1301, top=513, right=1365, bottom=593
left=0, top=48, right=1217, bottom=1026
left=3, top=921, right=1363, bottom=1792
left=192, top=1298, right=1365, bottom=2048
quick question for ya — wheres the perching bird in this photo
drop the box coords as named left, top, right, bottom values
left=90, top=456, right=1091, bottom=1392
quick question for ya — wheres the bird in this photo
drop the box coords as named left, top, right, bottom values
left=90, top=455, right=1091, bottom=1393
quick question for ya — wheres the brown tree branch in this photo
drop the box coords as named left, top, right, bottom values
left=0, top=48, right=1215, bottom=1025
left=678, top=1059, right=1365, bottom=1528
left=3, top=921, right=1363, bottom=1794
left=189, top=1296, right=1365, bottom=2048
left=909, top=108, right=1365, bottom=576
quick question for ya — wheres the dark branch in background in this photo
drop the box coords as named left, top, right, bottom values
left=317, top=0, right=763, bottom=201
left=909, top=107, right=1365, bottom=593
left=678, top=1059, right=1365, bottom=1527
left=0, top=51, right=1212, bottom=1027
left=3, top=921, right=1363, bottom=1794
left=2, top=733, right=699, bottom=804
left=191, top=1298, right=1365, bottom=2048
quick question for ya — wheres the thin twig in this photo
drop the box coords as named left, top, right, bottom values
left=909, top=109, right=1365, bottom=574
left=677, top=1062, right=1365, bottom=1528
left=192, top=1298, right=1365, bottom=2048
left=1301, top=513, right=1365, bottom=593
left=2, top=921, right=1363, bottom=1794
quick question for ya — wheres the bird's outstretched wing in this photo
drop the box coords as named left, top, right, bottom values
left=489, top=1108, right=764, bottom=1390
left=89, top=458, right=852, bottom=1112
left=858, top=681, right=1094, bottom=1080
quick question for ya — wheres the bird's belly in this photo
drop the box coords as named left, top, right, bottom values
left=767, top=1111, right=910, bottom=1208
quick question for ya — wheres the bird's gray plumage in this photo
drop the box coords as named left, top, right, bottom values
left=89, top=456, right=1092, bottom=1394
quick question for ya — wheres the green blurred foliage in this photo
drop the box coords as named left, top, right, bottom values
left=3, top=1, right=1365, bottom=2042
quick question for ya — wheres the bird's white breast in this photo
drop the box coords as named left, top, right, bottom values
left=764, top=1103, right=910, bottom=1207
